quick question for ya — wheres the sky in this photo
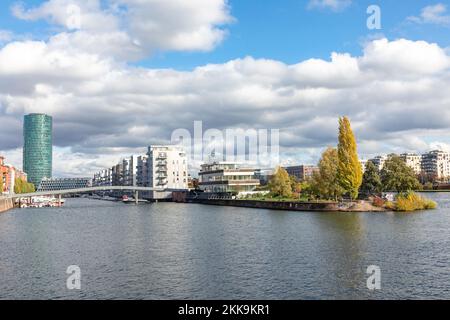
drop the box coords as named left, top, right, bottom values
left=0, top=0, right=450, bottom=177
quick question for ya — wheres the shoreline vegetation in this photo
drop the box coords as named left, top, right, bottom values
left=252, top=116, right=438, bottom=213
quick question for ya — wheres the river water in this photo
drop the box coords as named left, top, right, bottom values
left=1, top=193, right=449, bottom=300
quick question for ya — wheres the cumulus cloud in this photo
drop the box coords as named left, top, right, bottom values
left=307, top=0, right=352, bottom=12
left=11, top=0, right=233, bottom=60
left=1, top=37, right=450, bottom=175
left=407, top=3, right=450, bottom=26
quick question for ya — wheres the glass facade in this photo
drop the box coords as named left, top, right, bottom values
left=23, top=114, right=53, bottom=188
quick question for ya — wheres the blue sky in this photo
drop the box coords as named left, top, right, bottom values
left=1, top=0, right=449, bottom=69
left=1, top=0, right=450, bottom=176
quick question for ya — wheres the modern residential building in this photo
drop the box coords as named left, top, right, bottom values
left=284, top=165, right=319, bottom=181
left=123, top=156, right=138, bottom=187
left=136, top=155, right=148, bottom=187
left=146, top=145, right=188, bottom=200
left=421, top=150, right=450, bottom=182
left=400, top=153, right=422, bottom=175
left=93, top=169, right=112, bottom=187
left=368, top=155, right=388, bottom=171
left=199, top=162, right=260, bottom=194
left=38, top=177, right=92, bottom=192
left=23, top=113, right=53, bottom=187
left=359, top=160, right=368, bottom=173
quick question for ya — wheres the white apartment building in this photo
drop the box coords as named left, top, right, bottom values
left=122, top=155, right=138, bottom=187
left=368, top=155, right=388, bottom=171
left=199, top=162, right=260, bottom=193
left=422, top=150, right=450, bottom=182
left=359, top=160, right=368, bottom=174
left=400, top=153, right=422, bottom=175
left=93, top=169, right=112, bottom=187
left=146, top=145, right=188, bottom=200
left=136, top=155, right=148, bottom=187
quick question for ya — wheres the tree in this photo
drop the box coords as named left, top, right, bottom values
left=360, top=161, right=382, bottom=195
left=311, top=147, right=344, bottom=200
left=337, top=116, right=363, bottom=199
left=290, top=175, right=302, bottom=192
left=14, top=178, right=35, bottom=194
left=268, top=167, right=292, bottom=198
left=14, top=178, right=23, bottom=194
left=381, top=155, right=422, bottom=192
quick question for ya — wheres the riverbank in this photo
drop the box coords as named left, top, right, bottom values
left=184, top=198, right=387, bottom=212
left=0, top=198, right=14, bottom=213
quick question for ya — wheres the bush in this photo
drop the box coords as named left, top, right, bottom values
left=372, top=196, right=385, bottom=208
left=394, top=192, right=437, bottom=212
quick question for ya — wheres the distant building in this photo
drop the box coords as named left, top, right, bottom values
left=421, top=150, right=450, bottom=182
left=359, top=160, right=368, bottom=174
left=400, top=153, right=422, bottom=175
left=255, top=168, right=274, bottom=185
left=1, top=155, right=27, bottom=194
left=146, top=145, right=189, bottom=200
left=38, top=177, right=92, bottom=192
left=93, top=169, right=112, bottom=187
left=123, top=156, right=138, bottom=187
left=368, top=155, right=388, bottom=171
left=23, top=113, right=53, bottom=187
left=284, top=165, right=318, bottom=181
left=199, top=162, right=260, bottom=193
left=136, top=155, right=148, bottom=187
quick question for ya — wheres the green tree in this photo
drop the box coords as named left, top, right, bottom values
left=268, top=167, right=293, bottom=198
left=360, top=161, right=382, bottom=195
left=381, top=155, right=422, bottom=192
left=14, top=178, right=23, bottom=194
left=290, top=175, right=302, bottom=192
left=337, top=116, right=363, bottom=199
left=13, top=178, right=35, bottom=194
left=311, top=147, right=344, bottom=200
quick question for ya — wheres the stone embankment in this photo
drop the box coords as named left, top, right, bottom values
left=0, top=198, right=14, bottom=213
left=186, top=199, right=386, bottom=212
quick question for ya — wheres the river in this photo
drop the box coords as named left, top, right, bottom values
left=1, top=193, right=449, bottom=299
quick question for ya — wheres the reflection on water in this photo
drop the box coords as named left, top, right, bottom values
left=0, top=193, right=450, bottom=300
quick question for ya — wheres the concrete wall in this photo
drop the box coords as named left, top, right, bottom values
left=187, top=199, right=385, bottom=212
left=189, top=199, right=340, bottom=212
left=0, top=198, right=14, bottom=213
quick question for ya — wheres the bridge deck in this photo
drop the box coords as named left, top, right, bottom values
left=3, top=186, right=183, bottom=199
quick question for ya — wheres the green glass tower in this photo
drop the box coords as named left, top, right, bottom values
left=23, top=114, right=53, bottom=188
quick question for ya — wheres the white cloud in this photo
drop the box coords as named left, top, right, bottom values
left=2, top=37, right=450, bottom=175
left=11, top=0, right=233, bottom=60
left=407, top=3, right=450, bottom=26
left=307, top=0, right=352, bottom=12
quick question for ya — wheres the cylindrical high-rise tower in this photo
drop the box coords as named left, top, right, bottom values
left=23, top=113, right=53, bottom=188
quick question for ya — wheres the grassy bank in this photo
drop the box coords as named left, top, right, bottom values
left=386, top=192, right=437, bottom=212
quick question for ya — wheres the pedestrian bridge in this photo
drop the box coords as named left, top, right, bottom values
left=5, top=186, right=181, bottom=200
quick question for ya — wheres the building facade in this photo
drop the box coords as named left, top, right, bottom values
left=23, top=113, right=53, bottom=187
left=368, top=155, right=388, bottom=171
left=400, top=153, right=422, bottom=175
left=93, top=169, right=113, bottom=187
left=421, top=150, right=450, bottom=182
left=284, top=165, right=319, bottom=181
left=1, top=155, right=27, bottom=194
left=199, top=162, right=260, bottom=194
left=38, top=177, right=92, bottom=191
left=136, top=156, right=148, bottom=187
left=146, top=145, right=188, bottom=199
